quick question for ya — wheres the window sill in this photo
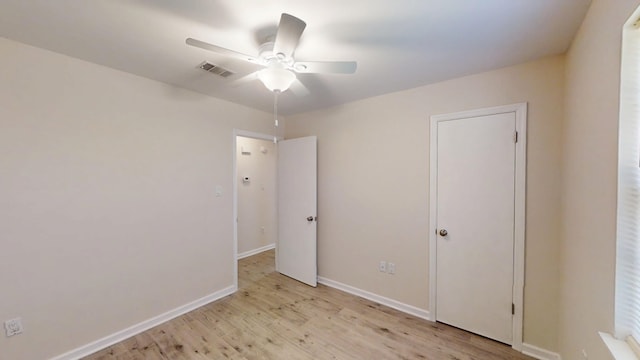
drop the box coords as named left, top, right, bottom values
left=600, top=332, right=639, bottom=360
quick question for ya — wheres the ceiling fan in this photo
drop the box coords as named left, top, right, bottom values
left=186, top=13, right=357, bottom=94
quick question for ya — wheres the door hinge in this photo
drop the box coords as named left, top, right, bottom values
left=514, top=131, right=519, bottom=143
left=512, top=303, right=515, bottom=315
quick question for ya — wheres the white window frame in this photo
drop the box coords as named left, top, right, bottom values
left=606, top=5, right=640, bottom=360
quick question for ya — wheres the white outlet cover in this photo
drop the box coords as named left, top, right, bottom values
left=5, top=317, right=23, bottom=337
left=379, top=261, right=386, bottom=272
left=388, top=263, right=396, bottom=274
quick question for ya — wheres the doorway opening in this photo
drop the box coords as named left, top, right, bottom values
left=233, top=130, right=278, bottom=290
left=233, top=130, right=318, bottom=290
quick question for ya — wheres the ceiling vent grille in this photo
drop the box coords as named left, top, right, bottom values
left=198, top=61, right=234, bottom=78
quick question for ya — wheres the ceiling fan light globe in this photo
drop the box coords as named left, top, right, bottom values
left=258, top=67, right=296, bottom=92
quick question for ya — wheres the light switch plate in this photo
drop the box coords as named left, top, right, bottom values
left=5, top=318, right=23, bottom=337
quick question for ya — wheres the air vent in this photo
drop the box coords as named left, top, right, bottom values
left=198, top=61, right=234, bottom=78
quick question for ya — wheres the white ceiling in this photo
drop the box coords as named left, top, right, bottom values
left=0, top=0, right=591, bottom=115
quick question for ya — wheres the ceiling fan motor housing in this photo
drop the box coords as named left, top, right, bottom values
left=258, top=41, right=294, bottom=67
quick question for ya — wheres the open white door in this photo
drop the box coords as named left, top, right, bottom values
left=277, top=136, right=317, bottom=287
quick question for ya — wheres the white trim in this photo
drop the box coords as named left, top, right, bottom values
left=237, top=243, right=276, bottom=260
left=601, top=332, right=639, bottom=360
left=522, top=343, right=563, bottom=360
left=428, top=103, right=527, bottom=350
left=428, top=108, right=438, bottom=323
left=50, top=286, right=235, bottom=360
left=318, top=277, right=430, bottom=321
left=512, top=102, right=528, bottom=351
left=232, top=129, right=281, bottom=290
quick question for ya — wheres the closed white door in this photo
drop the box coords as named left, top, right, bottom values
left=434, top=112, right=516, bottom=344
left=277, top=136, right=317, bottom=287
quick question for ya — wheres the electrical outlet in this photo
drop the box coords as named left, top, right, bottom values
left=379, top=261, right=386, bottom=272
left=5, top=318, right=23, bottom=337
left=388, top=262, right=396, bottom=274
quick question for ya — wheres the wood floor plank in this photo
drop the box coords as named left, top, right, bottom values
left=83, top=249, right=534, bottom=360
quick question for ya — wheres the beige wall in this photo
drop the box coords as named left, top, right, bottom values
left=286, top=55, right=565, bottom=351
left=560, top=1, right=640, bottom=359
left=236, top=137, right=277, bottom=255
left=0, top=37, right=273, bottom=360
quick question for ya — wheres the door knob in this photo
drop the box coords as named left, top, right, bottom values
left=439, top=229, right=448, bottom=236
left=307, top=216, right=314, bottom=222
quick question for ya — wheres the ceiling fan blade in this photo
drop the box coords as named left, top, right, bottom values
left=293, top=61, right=357, bottom=74
left=273, top=13, right=306, bottom=59
left=186, top=38, right=258, bottom=63
left=289, top=80, right=310, bottom=97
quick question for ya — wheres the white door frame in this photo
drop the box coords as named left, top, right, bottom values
left=232, top=129, right=281, bottom=291
left=428, top=103, right=527, bottom=351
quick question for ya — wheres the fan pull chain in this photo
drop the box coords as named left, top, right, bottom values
left=273, top=90, right=280, bottom=144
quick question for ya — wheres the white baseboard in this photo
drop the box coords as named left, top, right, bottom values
left=237, top=243, right=275, bottom=260
left=50, top=285, right=236, bottom=360
left=522, top=343, right=562, bottom=360
left=317, top=276, right=431, bottom=321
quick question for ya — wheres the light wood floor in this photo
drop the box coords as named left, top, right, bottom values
left=84, top=250, right=533, bottom=359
